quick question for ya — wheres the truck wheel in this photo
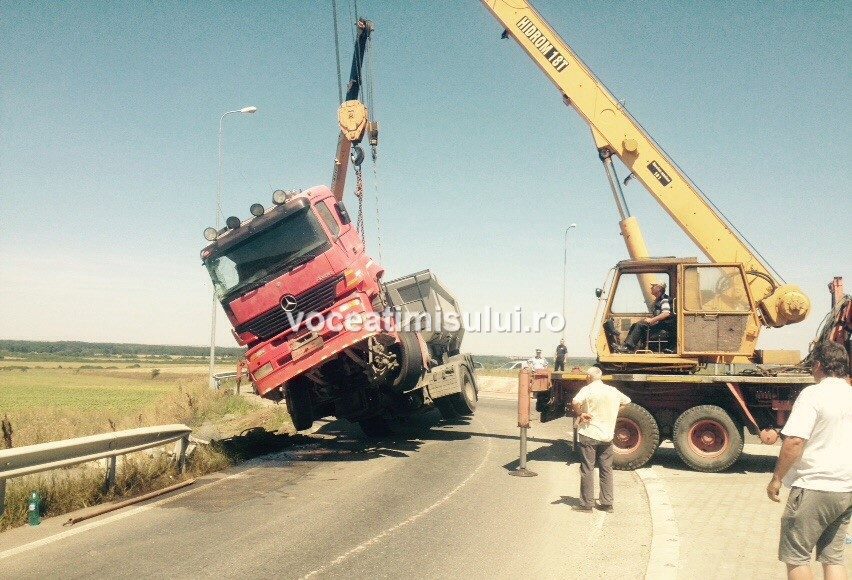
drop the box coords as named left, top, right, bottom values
left=612, top=403, right=659, bottom=471
left=285, top=378, right=315, bottom=432
left=392, top=332, right=425, bottom=392
left=435, top=398, right=460, bottom=420
left=359, top=415, right=392, bottom=437
left=449, top=366, right=477, bottom=416
left=673, top=405, right=743, bottom=472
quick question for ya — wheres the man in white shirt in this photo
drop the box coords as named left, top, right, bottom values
left=767, top=341, right=852, bottom=580
left=571, top=366, right=631, bottom=512
left=525, top=349, right=548, bottom=371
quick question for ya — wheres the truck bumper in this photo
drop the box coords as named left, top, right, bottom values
left=245, top=293, right=378, bottom=398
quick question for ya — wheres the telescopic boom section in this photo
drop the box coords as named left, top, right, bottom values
left=330, top=18, right=374, bottom=203
left=480, top=0, right=809, bottom=328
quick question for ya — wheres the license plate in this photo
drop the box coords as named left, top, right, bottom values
left=290, top=333, right=324, bottom=361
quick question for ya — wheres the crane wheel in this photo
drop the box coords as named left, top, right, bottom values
left=673, top=405, right=743, bottom=472
left=612, top=403, right=660, bottom=471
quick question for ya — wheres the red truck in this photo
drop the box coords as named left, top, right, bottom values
left=201, top=187, right=477, bottom=435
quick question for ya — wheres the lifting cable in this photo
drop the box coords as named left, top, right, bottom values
left=331, top=0, right=343, bottom=104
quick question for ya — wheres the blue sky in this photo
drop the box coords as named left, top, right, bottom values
left=1, top=1, right=849, bottom=357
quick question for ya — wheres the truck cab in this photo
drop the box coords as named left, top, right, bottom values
left=201, top=186, right=384, bottom=398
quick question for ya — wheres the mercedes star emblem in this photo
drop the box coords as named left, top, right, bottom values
left=280, top=294, right=298, bottom=312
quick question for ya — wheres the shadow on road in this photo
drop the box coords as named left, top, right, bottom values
left=502, top=438, right=577, bottom=472
left=213, top=410, right=478, bottom=465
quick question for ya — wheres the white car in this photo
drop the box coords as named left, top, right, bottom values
left=501, top=360, right=528, bottom=370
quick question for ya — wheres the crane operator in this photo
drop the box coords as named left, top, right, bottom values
left=618, top=282, right=674, bottom=352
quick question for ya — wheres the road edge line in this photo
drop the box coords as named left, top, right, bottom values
left=635, top=467, right=680, bottom=579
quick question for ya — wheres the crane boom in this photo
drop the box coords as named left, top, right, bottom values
left=480, top=0, right=809, bottom=328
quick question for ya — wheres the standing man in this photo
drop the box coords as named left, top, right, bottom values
left=526, top=348, right=548, bottom=371
left=619, top=282, right=673, bottom=352
left=555, top=339, right=568, bottom=372
left=767, top=341, right=851, bottom=580
left=571, top=366, right=631, bottom=512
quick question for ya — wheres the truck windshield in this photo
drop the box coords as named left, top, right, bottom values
left=205, top=207, right=331, bottom=301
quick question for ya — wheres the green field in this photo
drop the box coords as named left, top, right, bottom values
left=0, top=368, right=175, bottom=412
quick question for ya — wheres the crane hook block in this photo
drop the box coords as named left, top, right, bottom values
left=338, top=100, right=368, bottom=144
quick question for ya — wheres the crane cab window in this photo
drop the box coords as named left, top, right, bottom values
left=682, top=266, right=750, bottom=312
left=681, top=265, right=752, bottom=354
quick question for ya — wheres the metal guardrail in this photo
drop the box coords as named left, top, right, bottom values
left=0, top=424, right=192, bottom=514
left=212, top=371, right=239, bottom=391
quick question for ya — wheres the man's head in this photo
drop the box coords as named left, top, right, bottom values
left=585, top=366, right=602, bottom=383
left=650, top=282, right=666, bottom=298
left=811, top=340, right=849, bottom=379
left=535, top=348, right=542, bottom=357
left=559, top=339, right=565, bottom=345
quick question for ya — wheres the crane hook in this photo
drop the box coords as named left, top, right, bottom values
left=351, top=145, right=365, bottom=167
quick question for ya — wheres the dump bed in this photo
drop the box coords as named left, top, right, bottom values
left=382, top=270, right=465, bottom=356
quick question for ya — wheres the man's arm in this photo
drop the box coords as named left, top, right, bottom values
left=644, top=310, right=672, bottom=325
left=766, top=436, right=806, bottom=502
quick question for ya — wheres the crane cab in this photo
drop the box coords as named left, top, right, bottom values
left=595, top=258, right=763, bottom=369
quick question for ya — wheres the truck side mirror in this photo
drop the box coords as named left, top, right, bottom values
left=335, top=202, right=351, bottom=225
left=595, top=288, right=603, bottom=298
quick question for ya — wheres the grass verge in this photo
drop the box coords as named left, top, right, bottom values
left=0, top=366, right=294, bottom=531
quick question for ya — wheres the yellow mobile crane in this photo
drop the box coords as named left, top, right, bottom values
left=479, top=0, right=849, bottom=472
left=481, top=0, right=810, bottom=371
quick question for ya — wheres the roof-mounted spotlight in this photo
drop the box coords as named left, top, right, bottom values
left=203, top=227, right=219, bottom=241
left=225, top=216, right=241, bottom=229
left=272, top=189, right=288, bottom=205
left=250, top=203, right=264, bottom=217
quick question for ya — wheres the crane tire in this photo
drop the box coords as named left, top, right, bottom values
left=673, top=405, right=743, bottom=472
left=612, top=403, right=660, bottom=471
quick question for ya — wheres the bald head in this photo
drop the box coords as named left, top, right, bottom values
left=585, top=366, right=602, bottom=381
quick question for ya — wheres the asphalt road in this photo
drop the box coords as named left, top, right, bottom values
left=0, top=398, right=651, bottom=579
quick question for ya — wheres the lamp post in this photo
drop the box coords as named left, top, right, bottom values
left=562, top=223, right=577, bottom=340
left=209, top=106, right=258, bottom=389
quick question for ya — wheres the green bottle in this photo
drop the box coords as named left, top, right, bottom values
left=27, top=491, right=41, bottom=526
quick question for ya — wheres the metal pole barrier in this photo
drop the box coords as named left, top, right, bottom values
left=510, top=367, right=537, bottom=477
left=104, top=456, right=117, bottom=491
left=178, top=435, right=189, bottom=474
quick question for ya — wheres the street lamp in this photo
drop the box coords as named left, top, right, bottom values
left=209, top=106, right=258, bottom=389
left=562, top=223, right=578, bottom=340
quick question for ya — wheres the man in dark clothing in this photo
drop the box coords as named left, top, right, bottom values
left=620, top=282, right=674, bottom=352
left=555, top=339, right=567, bottom=371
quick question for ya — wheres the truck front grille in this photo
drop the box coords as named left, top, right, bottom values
left=236, top=275, right=343, bottom=341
